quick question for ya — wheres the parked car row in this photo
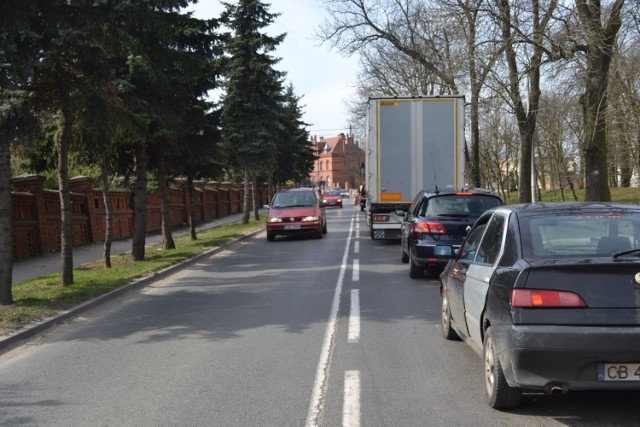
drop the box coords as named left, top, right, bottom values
left=266, top=186, right=640, bottom=409
left=391, top=188, right=640, bottom=410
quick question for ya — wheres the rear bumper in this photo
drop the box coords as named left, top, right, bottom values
left=491, top=324, right=640, bottom=391
left=411, top=244, right=457, bottom=270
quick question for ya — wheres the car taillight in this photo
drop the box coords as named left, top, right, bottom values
left=373, top=215, right=389, bottom=222
left=413, top=221, right=446, bottom=234
left=510, top=289, right=587, bottom=308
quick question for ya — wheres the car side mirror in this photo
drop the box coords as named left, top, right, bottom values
left=263, top=204, right=270, bottom=210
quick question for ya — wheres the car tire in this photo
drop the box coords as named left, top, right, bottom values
left=483, top=328, right=523, bottom=409
left=322, top=221, right=327, bottom=234
left=267, top=232, right=275, bottom=242
left=316, top=227, right=323, bottom=239
left=441, top=293, right=459, bottom=340
left=409, top=246, right=423, bottom=278
left=401, top=240, right=409, bottom=263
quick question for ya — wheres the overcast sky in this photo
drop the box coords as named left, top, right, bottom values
left=187, top=0, right=360, bottom=139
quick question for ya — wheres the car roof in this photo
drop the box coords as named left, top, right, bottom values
left=495, top=202, right=640, bottom=216
left=276, top=187, right=316, bottom=193
left=418, top=188, right=500, bottom=198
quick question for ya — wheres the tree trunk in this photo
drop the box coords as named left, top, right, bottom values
left=132, top=140, right=148, bottom=261
left=157, top=151, right=175, bottom=250
left=578, top=0, right=624, bottom=202
left=252, top=173, right=260, bottom=220
left=0, top=128, right=14, bottom=305
left=188, top=174, right=197, bottom=241
left=58, top=108, right=73, bottom=286
left=498, top=0, right=545, bottom=203
left=242, top=168, right=250, bottom=224
left=101, top=154, right=113, bottom=268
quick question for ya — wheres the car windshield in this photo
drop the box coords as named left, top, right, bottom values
left=422, top=195, right=501, bottom=217
left=272, top=191, right=316, bottom=208
left=325, top=191, right=341, bottom=197
left=521, top=212, right=640, bottom=258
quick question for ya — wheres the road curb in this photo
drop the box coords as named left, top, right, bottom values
left=0, top=226, right=265, bottom=354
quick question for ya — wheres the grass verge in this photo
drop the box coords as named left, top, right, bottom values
left=0, top=215, right=265, bottom=337
left=504, top=187, right=640, bottom=204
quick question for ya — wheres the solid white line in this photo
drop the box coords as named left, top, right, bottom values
left=306, top=210, right=357, bottom=427
left=348, top=289, right=360, bottom=343
left=343, top=370, right=361, bottom=427
left=352, top=259, right=359, bottom=282
left=354, top=241, right=359, bottom=254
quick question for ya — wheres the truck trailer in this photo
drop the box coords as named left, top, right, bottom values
left=364, top=96, right=466, bottom=239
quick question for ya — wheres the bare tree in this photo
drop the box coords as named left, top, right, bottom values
left=493, top=0, right=558, bottom=203
left=576, top=0, right=625, bottom=201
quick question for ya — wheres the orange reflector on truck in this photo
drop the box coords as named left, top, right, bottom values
left=380, top=192, right=402, bottom=201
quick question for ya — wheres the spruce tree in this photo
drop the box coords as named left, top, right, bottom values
left=220, top=0, right=286, bottom=224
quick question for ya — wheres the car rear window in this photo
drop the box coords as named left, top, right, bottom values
left=421, top=195, right=501, bottom=217
left=521, top=213, right=640, bottom=258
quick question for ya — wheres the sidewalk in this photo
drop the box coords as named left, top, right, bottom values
left=12, top=212, right=258, bottom=285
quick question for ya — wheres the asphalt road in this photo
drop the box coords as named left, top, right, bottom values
left=0, top=203, right=638, bottom=426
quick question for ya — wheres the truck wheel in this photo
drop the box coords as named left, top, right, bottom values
left=484, top=328, right=522, bottom=409
left=370, top=223, right=375, bottom=239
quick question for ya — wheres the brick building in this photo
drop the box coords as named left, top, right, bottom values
left=309, top=133, right=365, bottom=191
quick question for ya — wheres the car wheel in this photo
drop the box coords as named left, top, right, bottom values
left=316, top=227, right=323, bottom=239
left=441, top=292, right=459, bottom=340
left=409, top=246, right=423, bottom=279
left=484, top=327, right=523, bottom=409
left=267, top=232, right=275, bottom=242
left=401, top=240, right=409, bottom=263
left=322, top=221, right=327, bottom=234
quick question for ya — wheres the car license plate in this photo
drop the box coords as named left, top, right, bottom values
left=284, top=224, right=301, bottom=230
left=597, top=363, right=640, bottom=381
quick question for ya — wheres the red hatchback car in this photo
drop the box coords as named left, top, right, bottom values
left=322, top=189, right=343, bottom=208
left=265, top=188, right=327, bottom=241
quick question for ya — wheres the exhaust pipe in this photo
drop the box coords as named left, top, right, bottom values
left=544, top=383, right=569, bottom=395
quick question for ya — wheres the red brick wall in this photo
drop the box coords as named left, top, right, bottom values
left=10, top=175, right=266, bottom=261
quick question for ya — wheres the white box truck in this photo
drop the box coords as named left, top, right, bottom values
left=364, top=96, right=466, bottom=239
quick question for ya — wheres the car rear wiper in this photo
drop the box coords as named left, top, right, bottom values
left=612, top=249, right=640, bottom=259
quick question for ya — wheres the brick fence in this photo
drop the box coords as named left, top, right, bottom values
left=10, top=175, right=269, bottom=261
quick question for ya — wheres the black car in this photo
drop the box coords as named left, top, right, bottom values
left=400, top=189, right=503, bottom=278
left=440, top=202, right=640, bottom=409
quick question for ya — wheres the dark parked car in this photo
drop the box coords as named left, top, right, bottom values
left=440, top=202, right=640, bottom=409
left=264, top=187, right=327, bottom=241
left=400, top=189, right=503, bottom=278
